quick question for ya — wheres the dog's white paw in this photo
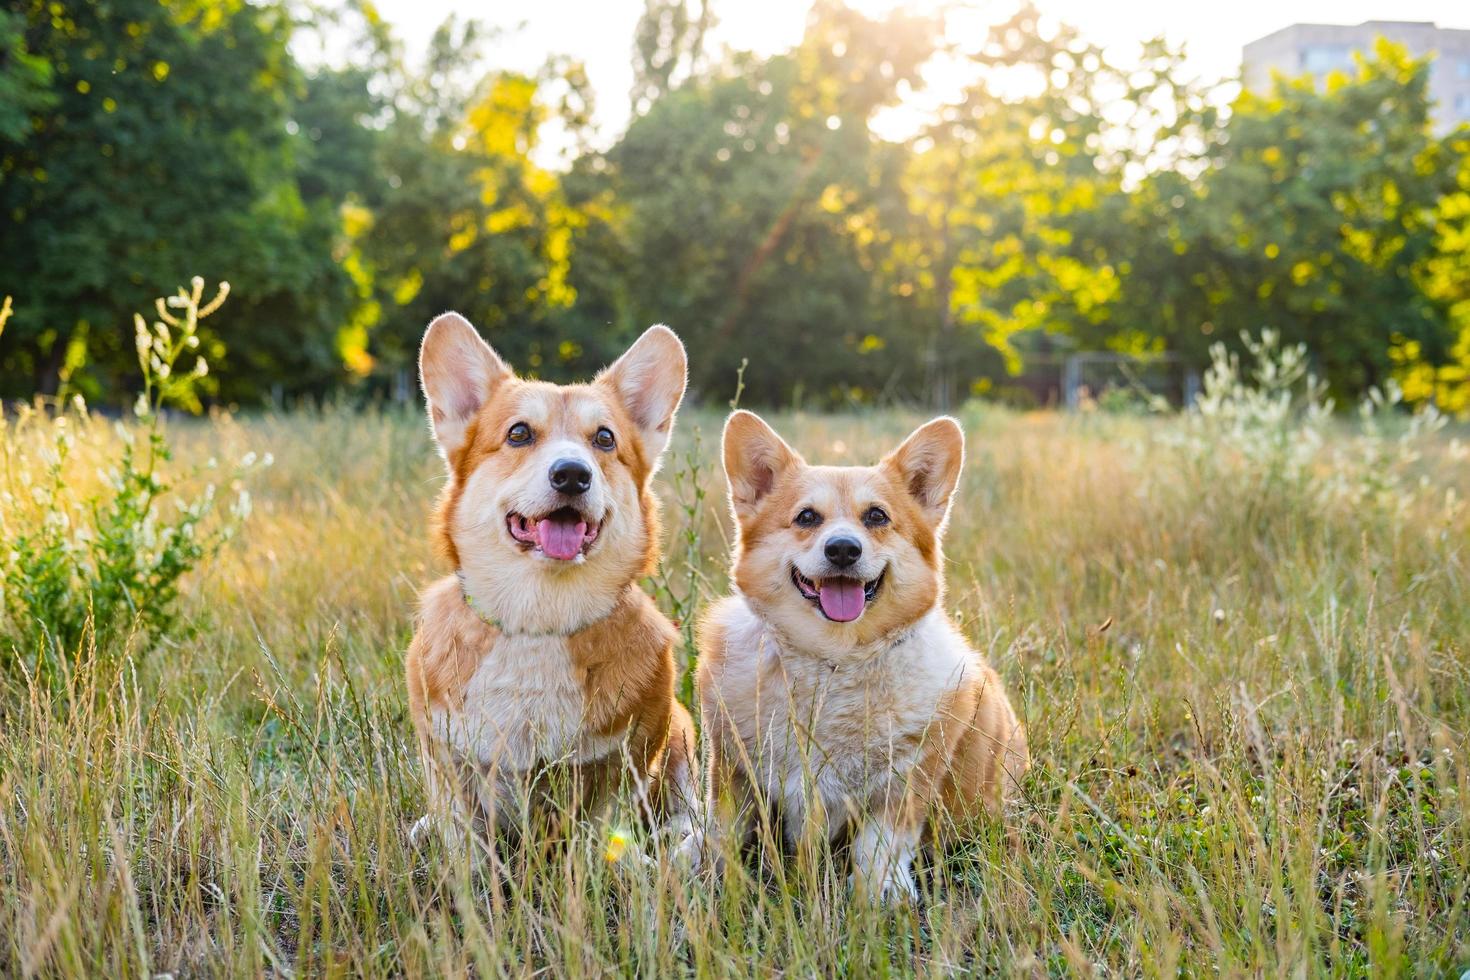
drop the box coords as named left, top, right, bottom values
left=408, top=813, right=468, bottom=854
left=852, top=866, right=919, bottom=906
left=670, top=830, right=707, bottom=873
left=881, top=870, right=920, bottom=905
left=408, top=814, right=433, bottom=849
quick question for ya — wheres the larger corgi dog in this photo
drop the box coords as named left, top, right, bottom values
left=407, top=313, right=695, bottom=848
left=686, top=411, right=1027, bottom=901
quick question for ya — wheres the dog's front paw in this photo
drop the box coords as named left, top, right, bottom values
left=851, top=866, right=919, bottom=906
left=670, top=829, right=706, bottom=872
left=880, top=869, right=920, bottom=905
left=408, top=814, right=433, bottom=849
left=408, top=813, right=468, bottom=854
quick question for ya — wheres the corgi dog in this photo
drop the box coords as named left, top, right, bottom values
left=684, top=411, right=1027, bottom=902
left=406, top=313, right=696, bottom=849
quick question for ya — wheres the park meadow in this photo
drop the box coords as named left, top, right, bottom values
left=6, top=0, right=1470, bottom=973
left=2, top=344, right=1467, bottom=975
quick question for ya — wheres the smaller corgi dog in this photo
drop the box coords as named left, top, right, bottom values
left=684, top=411, right=1027, bottom=901
left=407, top=314, right=696, bottom=849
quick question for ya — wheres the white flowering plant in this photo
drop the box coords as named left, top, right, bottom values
left=0, top=279, right=266, bottom=682
left=1149, top=329, right=1448, bottom=522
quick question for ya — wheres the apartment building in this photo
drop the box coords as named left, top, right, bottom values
left=1243, top=20, right=1470, bottom=131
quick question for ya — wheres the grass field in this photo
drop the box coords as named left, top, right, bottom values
left=1, top=395, right=1468, bottom=976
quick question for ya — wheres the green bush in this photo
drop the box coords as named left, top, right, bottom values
left=0, top=279, right=265, bottom=687
left=1152, top=330, right=1447, bottom=519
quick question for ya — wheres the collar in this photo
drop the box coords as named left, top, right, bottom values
left=455, top=570, right=625, bottom=638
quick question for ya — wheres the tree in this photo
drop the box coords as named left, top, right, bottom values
left=1111, top=42, right=1458, bottom=397
left=0, top=7, right=54, bottom=142
left=607, top=1, right=938, bottom=404
left=901, top=4, right=1221, bottom=407
left=1394, top=129, right=1470, bottom=413
left=337, top=17, right=617, bottom=385
left=0, top=0, right=352, bottom=403
left=630, top=0, right=716, bottom=115
left=4, top=1, right=1467, bottom=411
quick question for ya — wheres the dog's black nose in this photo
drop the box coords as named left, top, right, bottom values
left=824, top=535, right=862, bottom=569
left=549, top=458, right=593, bottom=495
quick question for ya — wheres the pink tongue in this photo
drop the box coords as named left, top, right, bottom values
left=817, top=578, right=866, bottom=623
left=537, top=517, right=587, bottom=560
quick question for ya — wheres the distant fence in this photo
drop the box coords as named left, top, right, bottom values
left=1061, top=352, right=1200, bottom=410
left=994, top=352, right=1200, bottom=410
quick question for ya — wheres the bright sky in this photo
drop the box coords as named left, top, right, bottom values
left=364, top=0, right=1469, bottom=154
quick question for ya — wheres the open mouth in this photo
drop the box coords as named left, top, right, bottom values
left=506, top=506, right=602, bottom=561
left=791, top=566, right=884, bottom=623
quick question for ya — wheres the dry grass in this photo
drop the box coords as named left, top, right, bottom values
left=1, top=403, right=1467, bottom=976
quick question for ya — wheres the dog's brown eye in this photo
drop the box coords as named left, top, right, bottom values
left=794, top=508, right=821, bottom=528
left=592, top=427, right=616, bottom=451
left=507, top=422, right=533, bottom=446
left=863, top=506, right=890, bottom=528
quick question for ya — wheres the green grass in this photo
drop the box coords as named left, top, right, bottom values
left=1, top=403, right=1467, bottom=976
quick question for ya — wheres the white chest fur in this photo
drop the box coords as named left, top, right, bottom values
left=715, top=601, right=975, bottom=829
left=431, top=635, right=622, bottom=772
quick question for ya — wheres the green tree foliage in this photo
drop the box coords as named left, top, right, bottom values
left=607, top=0, right=940, bottom=403
left=631, top=0, right=716, bottom=114
left=902, top=6, right=1128, bottom=406
left=1108, top=42, right=1459, bottom=398
left=878, top=4, right=1226, bottom=407
left=1393, top=132, right=1470, bottom=414
left=0, top=0, right=350, bottom=403
left=0, top=7, right=55, bottom=142
left=2, top=0, right=1468, bottom=411
left=894, top=11, right=1463, bottom=406
left=309, top=16, right=632, bottom=385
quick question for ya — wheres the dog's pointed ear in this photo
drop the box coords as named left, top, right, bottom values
left=723, top=410, right=803, bottom=522
left=881, top=416, right=964, bottom=527
left=599, top=324, right=687, bottom=466
left=419, top=312, right=511, bottom=459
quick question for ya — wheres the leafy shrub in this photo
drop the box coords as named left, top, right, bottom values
left=1152, top=330, right=1447, bottom=520
left=0, top=279, right=266, bottom=685
left=1095, top=383, right=1168, bottom=416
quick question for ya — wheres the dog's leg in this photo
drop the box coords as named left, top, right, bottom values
left=674, top=723, right=754, bottom=873
left=849, top=793, right=924, bottom=905
left=410, top=748, right=472, bottom=853
left=655, top=701, right=699, bottom=842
